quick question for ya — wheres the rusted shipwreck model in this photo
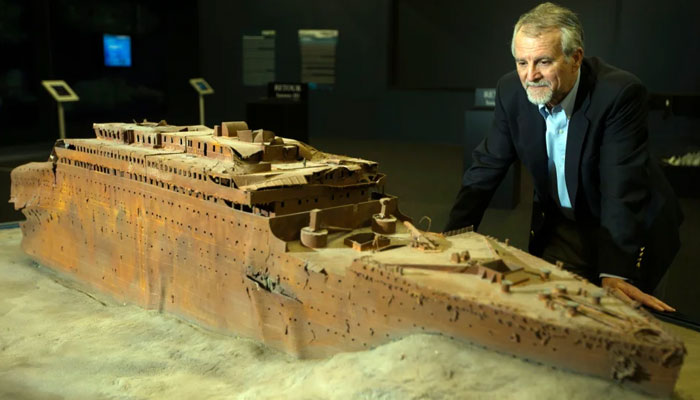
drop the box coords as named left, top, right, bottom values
left=11, top=121, right=685, bottom=396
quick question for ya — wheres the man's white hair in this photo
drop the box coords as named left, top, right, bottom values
left=511, top=2, right=584, bottom=58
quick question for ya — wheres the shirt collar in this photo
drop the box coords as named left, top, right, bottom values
left=538, top=68, right=581, bottom=119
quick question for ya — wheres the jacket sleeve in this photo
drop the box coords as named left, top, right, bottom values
left=595, top=81, right=653, bottom=279
left=444, top=80, right=517, bottom=232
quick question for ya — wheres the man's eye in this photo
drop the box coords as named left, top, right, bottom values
left=540, top=60, right=551, bottom=65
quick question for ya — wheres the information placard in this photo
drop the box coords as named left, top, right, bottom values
left=41, top=80, right=79, bottom=102
left=299, top=29, right=338, bottom=87
left=189, top=78, right=214, bottom=95
left=243, top=30, right=276, bottom=86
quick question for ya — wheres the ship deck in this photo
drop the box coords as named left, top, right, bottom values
left=289, top=228, right=648, bottom=332
left=65, top=135, right=376, bottom=184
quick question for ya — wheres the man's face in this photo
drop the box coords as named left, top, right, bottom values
left=513, top=28, right=582, bottom=107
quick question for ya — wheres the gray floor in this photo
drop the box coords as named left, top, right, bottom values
left=309, top=137, right=531, bottom=246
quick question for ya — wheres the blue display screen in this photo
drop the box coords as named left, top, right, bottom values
left=103, top=34, right=132, bottom=67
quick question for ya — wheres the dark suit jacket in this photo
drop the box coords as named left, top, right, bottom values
left=445, top=57, right=683, bottom=292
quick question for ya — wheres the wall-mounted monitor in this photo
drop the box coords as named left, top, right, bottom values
left=103, top=34, right=132, bottom=67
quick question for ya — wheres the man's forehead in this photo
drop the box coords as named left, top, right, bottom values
left=514, top=28, right=562, bottom=58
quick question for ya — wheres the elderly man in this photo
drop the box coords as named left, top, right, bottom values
left=445, top=2, right=682, bottom=311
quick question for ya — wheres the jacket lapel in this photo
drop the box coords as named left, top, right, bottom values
left=565, top=65, right=593, bottom=210
left=518, top=111, right=549, bottom=198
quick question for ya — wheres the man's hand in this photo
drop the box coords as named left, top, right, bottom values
left=601, top=277, right=675, bottom=312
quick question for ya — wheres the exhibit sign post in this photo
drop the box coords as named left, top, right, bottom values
left=189, top=78, right=214, bottom=126
left=41, top=80, right=79, bottom=139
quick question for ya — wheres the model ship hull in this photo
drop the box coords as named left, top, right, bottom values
left=10, top=123, right=685, bottom=397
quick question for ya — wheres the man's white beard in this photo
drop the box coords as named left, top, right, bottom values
left=525, top=81, right=553, bottom=105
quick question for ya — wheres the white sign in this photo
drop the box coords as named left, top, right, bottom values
left=243, top=30, right=276, bottom=86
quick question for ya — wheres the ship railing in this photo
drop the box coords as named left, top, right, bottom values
left=443, top=226, right=474, bottom=237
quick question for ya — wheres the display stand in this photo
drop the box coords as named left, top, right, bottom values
left=189, top=78, right=214, bottom=126
left=41, top=80, right=79, bottom=139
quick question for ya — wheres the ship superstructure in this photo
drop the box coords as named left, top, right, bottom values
left=10, top=121, right=685, bottom=396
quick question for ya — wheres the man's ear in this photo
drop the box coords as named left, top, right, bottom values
left=572, top=48, right=584, bottom=69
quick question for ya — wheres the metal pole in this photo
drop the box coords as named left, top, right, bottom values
left=199, top=95, right=205, bottom=126
left=57, top=102, right=66, bottom=139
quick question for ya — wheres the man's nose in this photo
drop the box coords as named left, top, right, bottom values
left=527, top=64, right=541, bottom=82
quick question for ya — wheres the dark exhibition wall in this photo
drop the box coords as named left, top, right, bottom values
left=395, top=0, right=700, bottom=93
left=0, top=0, right=199, bottom=146
left=1, top=0, right=697, bottom=147
left=197, top=0, right=396, bottom=141
left=198, top=0, right=700, bottom=148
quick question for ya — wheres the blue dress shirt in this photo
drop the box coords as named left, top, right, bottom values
left=537, top=70, right=581, bottom=210
left=536, top=72, right=624, bottom=280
